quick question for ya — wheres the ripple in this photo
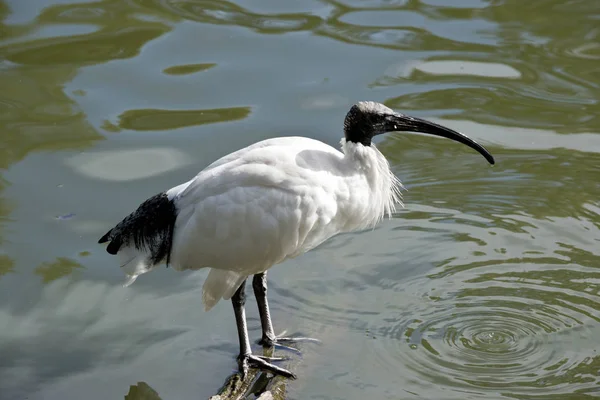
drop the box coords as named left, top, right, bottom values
left=567, top=42, right=600, bottom=60
left=384, top=84, right=597, bottom=132
left=53, top=6, right=108, bottom=21
left=367, top=275, right=600, bottom=395
left=269, top=277, right=379, bottom=328
left=140, top=0, right=322, bottom=34
left=325, top=0, right=409, bottom=8
left=421, top=0, right=487, bottom=8
left=316, top=24, right=418, bottom=49
left=342, top=190, right=600, bottom=398
left=4, top=26, right=168, bottom=65
left=338, top=10, right=499, bottom=46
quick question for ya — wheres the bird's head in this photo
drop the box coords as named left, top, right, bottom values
left=343, top=101, right=495, bottom=165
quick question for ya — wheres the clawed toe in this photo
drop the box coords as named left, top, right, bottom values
left=276, top=336, right=321, bottom=344
left=256, top=354, right=289, bottom=362
left=258, top=335, right=321, bottom=349
left=238, top=354, right=296, bottom=379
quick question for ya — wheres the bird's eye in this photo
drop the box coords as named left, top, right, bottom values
left=393, top=124, right=398, bottom=130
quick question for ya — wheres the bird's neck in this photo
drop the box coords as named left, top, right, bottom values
left=341, top=139, right=404, bottom=223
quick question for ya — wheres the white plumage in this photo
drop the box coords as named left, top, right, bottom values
left=100, top=101, right=494, bottom=378
left=118, top=136, right=402, bottom=309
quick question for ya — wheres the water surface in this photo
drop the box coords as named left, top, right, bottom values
left=1, top=0, right=599, bottom=399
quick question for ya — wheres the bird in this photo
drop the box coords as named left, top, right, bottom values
left=99, top=101, right=494, bottom=379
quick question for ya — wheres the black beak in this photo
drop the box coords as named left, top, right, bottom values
left=388, top=114, right=495, bottom=165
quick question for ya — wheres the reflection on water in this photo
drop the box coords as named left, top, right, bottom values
left=116, top=106, right=252, bottom=131
left=162, top=63, right=216, bottom=76
left=136, top=0, right=323, bottom=34
left=0, top=279, right=190, bottom=399
left=1, top=0, right=599, bottom=399
left=65, top=147, right=195, bottom=181
left=125, top=382, right=162, bottom=400
left=34, top=257, right=84, bottom=283
left=0, top=254, right=14, bottom=280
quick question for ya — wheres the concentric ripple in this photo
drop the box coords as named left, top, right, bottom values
left=368, top=273, right=600, bottom=396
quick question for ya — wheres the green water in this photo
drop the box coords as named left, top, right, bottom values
left=1, top=0, right=599, bottom=399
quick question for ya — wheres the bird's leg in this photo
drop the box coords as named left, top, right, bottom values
left=252, top=272, right=320, bottom=349
left=231, top=280, right=296, bottom=379
left=252, top=272, right=276, bottom=344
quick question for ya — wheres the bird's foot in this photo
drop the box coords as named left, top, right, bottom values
left=258, top=332, right=321, bottom=353
left=256, top=354, right=289, bottom=362
left=238, top=353, right=296, bottom=380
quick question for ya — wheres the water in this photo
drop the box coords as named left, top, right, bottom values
left=1, top=0, right=599, bottom=399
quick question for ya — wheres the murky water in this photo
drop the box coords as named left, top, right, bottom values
left=1, top=0, right=599, bottom=399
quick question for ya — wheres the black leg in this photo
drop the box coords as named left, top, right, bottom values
left=231, top=279, right=296, bottom=379
left=232, top=279, right=252, bottom=358
left=252, top=272, right=320, bottom=349
left=252, top=272, right=276, bottom=344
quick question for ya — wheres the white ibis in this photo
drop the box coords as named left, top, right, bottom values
left=99, top=101, right=494, bottom=379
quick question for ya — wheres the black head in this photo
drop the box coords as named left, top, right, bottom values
left=343, top=101, right=495, bottom=165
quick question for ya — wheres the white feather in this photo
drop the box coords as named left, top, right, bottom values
left=161, top=136, right=403, bottom=307
left=106, top=135, right=403, bottom=304
left=202, top=269, right=247, bottom=311
left=117, top=246, right=156, bottom=287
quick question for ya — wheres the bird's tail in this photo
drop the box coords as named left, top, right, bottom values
left=99, top=192, right=177, bottom=286
left=115, top=246, right=157, bottom=286
left=202, top=269, right=247, bottom=311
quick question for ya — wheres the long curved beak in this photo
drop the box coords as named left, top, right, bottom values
left=389, top=114, right=495, bottom=165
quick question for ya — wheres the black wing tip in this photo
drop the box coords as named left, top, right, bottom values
left=99, top=229, right=121, bottom=254
left=98, top=227, right=113, bottom=243
left=98, top=191, right=176, bottom=260
left=106, top=238, right=122, bottom=255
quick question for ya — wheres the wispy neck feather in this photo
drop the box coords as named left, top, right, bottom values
left=341, top=139, right=404, bottom=226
